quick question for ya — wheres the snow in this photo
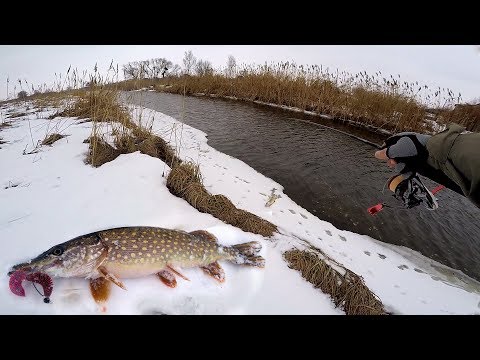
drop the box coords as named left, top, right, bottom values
left=132, top=87, right=156, bottom=92
left=424, top=118, right=447, bottom=133
left=1, top=99, right=480, bottom=315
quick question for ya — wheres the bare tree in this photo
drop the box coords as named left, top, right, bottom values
left=183, top=50, right=197, bottom=75
left=151, top=58, right=173, bottom=78
left=195, top=60, right=214, bottom=76
left=123, top=62, right=139, bottom=79
left=226, top=55, right=236, bottom=78
left=139, top=60, right=150, bottom=78
left=123, top=57, right=174, bottom=79
left=168, top=64, right=182, bottom=77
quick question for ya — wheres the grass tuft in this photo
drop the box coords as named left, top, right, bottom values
left=284, top=249, right=386, bottom=315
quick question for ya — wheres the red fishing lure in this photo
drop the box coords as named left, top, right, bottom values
left=9, top=270, right=53, bottom=303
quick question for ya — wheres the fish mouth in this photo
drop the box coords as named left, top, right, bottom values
left=8, top=264, right=33, bottom=276
left=8, top=259, right=57, bottom=276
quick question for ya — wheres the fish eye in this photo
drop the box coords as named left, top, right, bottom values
left=52, top=247, right=63, bottom=256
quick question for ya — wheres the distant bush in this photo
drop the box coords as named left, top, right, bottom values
left=17, top=90, right=27, bottom=99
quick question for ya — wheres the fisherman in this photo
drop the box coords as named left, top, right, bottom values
left=374, top=123, right=480, bottom=209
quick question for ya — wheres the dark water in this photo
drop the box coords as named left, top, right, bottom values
left=125, top=91, right=480, bottom=281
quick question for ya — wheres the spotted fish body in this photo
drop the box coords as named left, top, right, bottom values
left=100, top=227, right=250, bottom=278
left=10, top=227, right=264, bottom=281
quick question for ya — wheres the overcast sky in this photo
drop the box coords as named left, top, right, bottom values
left=1, top=45, right=479, bottom=102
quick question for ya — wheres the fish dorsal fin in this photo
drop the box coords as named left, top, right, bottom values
left=189, top=230, right=218, bottom=243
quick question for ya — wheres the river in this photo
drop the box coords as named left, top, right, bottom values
left=125, top=91, right=480, bottom=281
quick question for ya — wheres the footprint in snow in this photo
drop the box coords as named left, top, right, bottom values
left=414, top=268, right=425, bottom=274
left=398, top=265, right=409, bottom=270
left=288, top=209, right=296, bottom=214
left=364, top=251, right=371, bottom=256
left=4, top=181, right=21, bottom=189
left=300, top=213, right=308, bottom=219
left=378, top=253, right=386, bottom=259
left=325, top=230, right=332, bottom=236
left=298, top=222, right=302, bottom=225
left=339, top=235, right=347, bottom=242
left=394, top=284, right=400, bottom=288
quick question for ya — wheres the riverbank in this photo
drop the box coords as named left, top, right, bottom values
left=2, top=96, right=480, bottom=314
left=113, top=65, right=478, bottom=135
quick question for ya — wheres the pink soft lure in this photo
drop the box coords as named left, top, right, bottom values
left=9, top=270, right=53, bottom=303
left=367, top=203, right=384, bottom=215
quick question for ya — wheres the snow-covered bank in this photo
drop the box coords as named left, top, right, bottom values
left=1, top=100, right=479, bottom=314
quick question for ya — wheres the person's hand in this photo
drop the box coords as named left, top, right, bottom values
left=374, top=148, right=397, bottom=168
left=374, top=133, right=429, bottom=173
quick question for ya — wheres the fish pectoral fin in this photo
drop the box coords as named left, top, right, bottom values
left=95, top=247, right=109, bottom=268
left=97, top=266, right=127, bottom=290
left=89, top=277, right=111, bottom=304
left=157, top=270, right=177, bottom=288
left=201, top=261, right=225, bottom=283
left=167, top=265, right=190, bottom=281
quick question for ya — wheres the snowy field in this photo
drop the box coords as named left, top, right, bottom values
left=1, top=99, right=479, bottom=315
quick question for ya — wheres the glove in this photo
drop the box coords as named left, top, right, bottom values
left=378, top=132, right=431, bottom=174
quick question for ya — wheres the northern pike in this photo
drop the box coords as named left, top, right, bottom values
left=9, top=226, right=265, bottom=303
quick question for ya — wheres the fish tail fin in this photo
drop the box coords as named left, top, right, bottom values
left=229, top=241, right=265, bottom=268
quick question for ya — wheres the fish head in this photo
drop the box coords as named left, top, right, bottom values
left=9, top=234, right=106, bottom=278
